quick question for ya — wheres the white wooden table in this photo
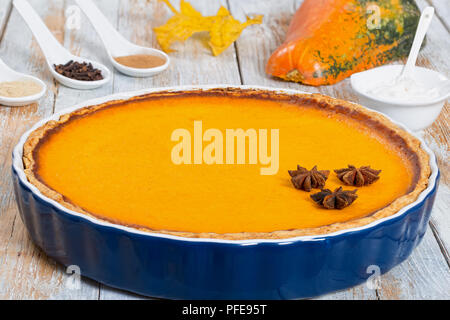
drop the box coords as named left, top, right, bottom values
left=0, top=0, right=449, bottom=300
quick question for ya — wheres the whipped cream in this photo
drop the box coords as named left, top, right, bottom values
left=367, top=75, right=441, bottom=103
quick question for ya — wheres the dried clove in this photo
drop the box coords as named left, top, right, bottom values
left=54, top=60, right=104, bottom=81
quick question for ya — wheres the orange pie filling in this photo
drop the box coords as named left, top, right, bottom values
left=24, top=91, right=427, bottom=238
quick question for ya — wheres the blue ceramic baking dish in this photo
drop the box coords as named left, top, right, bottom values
left=11, top=86, right=440, bottom=299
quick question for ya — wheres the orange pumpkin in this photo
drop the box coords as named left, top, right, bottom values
left=266, top=0, right=421, bottom=86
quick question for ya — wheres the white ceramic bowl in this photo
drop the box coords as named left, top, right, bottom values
left=351, top=65, right=449, bottom=131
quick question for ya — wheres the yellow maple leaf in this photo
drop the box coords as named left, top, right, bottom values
left=154, top=0, right=262, bottom=56
left=209, top=7, right=262, bottom=56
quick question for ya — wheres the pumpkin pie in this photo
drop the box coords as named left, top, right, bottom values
left=23, top=88, right=431, bottom=240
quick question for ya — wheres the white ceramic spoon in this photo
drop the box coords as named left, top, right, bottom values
left=75, top=0, right=170, bottom=78
left=399, top=6, right=435, bottom=80
left=13, top=0, right=111, bottom=90
left=0, top=57, right=46, bottom=106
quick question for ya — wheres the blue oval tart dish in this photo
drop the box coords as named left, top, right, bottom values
left=12, top=86, right=439, bottom=300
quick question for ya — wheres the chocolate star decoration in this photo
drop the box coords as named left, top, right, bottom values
left=289, top=165, right=330, bottom=192
left=311, top=187, right=358, bottom=210
left=335, top=165, right=381, bottom=187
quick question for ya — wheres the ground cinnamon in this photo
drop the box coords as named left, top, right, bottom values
left=114, top=54, right=166, bottom=69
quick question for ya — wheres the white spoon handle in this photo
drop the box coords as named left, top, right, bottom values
left=401, top=6, right=434, bottom=78
left=0, top=57, right=12, bottom=72
left=75, top=0, right=129, bottom=56
left=0, top=57, right=19, bottom=79
left=13, top=0, right=68, bottom=64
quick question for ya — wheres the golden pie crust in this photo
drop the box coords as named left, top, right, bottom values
left=23, top=88, right=431, bottom=240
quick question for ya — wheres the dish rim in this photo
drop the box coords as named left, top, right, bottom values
left=12, top=85, right=439, bottom=245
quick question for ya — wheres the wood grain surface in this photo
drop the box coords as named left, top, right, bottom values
left=0, top=0, right=448, bottom=300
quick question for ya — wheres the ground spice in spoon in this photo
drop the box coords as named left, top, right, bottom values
left=0, top=80, right=42, bottom=98
left=114, top=54, right=166, bottom=69
left=54, top=61, right=104, bottom=81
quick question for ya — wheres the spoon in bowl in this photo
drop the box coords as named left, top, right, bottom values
left=13, top=0, right=111, bottom=90
left=399, top=6, right=435, bottom=81
left=75, top=0, right=170, bottom=78
left=0, top=57, right=46, bottom=107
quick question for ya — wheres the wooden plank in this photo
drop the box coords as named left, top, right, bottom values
left=0, top=0, right=12, bottom=40
left=427, top=0, right=450, bottom=32
left=0, top=0, right=101, bottom=300
left=427, top=184, right=450, bottom=265
left=414, top=0, right=450, bottom=266
left=318, top=284, right=377, bottom=300
left=229, top=0, right=308, bottom=89
left=99, top=286, right=147, bottom=300
left=229, top=0, right=450, bottom=300
left=377, top=229, right=450, bottom=299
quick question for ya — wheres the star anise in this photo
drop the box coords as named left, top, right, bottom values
left=289, top=165, right=330, bottom=192
left=335, top=165, right=381, bottom=187
left=311, top=187, right=358, bottom=210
